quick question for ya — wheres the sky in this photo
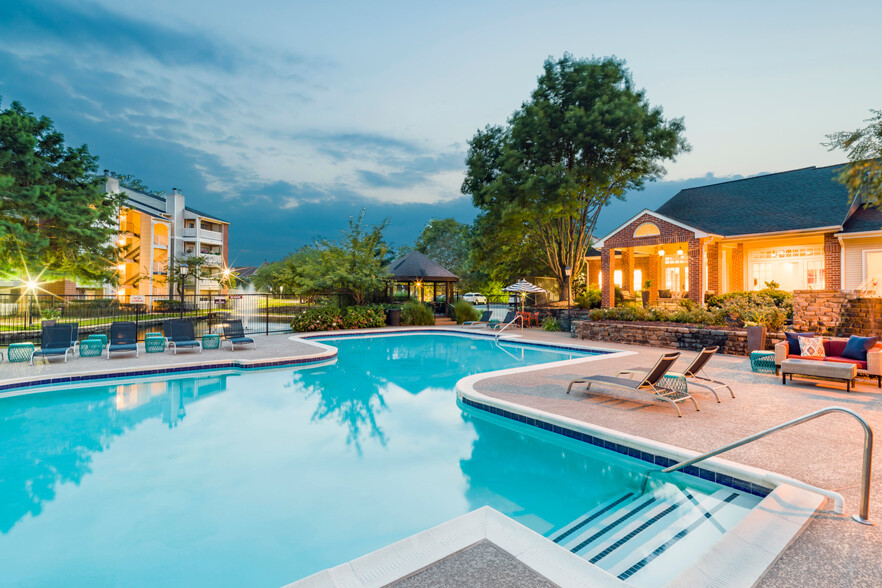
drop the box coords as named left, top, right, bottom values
left=2, top=0, right=880, bottom=266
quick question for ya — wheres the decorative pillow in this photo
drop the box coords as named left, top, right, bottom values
left=785, top=331, right=815, bottom=355
left=799, top=336, right=826, bottom=358
left=841, top=335, right=878, bottom=362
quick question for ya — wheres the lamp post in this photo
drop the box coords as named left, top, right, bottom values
left=565, top=265, right=572, bottom=335
left=179, top=264, right=189, bottom=319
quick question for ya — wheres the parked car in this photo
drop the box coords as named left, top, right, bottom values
left=462, top=292, right=487, bottom=304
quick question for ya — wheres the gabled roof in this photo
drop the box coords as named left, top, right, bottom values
left=655, top=164, right=849, bottom=236
left=388, top=251, right=459, bottom=281
left=841, top=204, right=882, bottom=234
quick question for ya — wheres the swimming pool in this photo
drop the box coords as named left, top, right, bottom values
left=0, top=332, right=760, bottom=587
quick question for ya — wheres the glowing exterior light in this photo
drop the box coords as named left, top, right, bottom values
left=119, top=237, right=126, bottom=246
left=658, top=249, right=665, bottom=257
left=677, top=248, right=684, bottom=256
left=118, top=263, right=126, bottom=272
left=24, top=280, right=39, bottom=292
left=117, top=288, right=125, bottom=296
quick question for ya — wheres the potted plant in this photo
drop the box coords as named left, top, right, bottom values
left=744, top=320, right=767, bottom=353
left=641, top=280, right=652, bottom=307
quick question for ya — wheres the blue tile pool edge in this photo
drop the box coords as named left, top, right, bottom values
left=458, top=395, right=770, bottom=498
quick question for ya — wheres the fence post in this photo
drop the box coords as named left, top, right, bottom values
left=135, top=304, right=140, bottom=341
left=209, top=295, right=213, bottom=334
left=265, top=294, right=270, bottom=336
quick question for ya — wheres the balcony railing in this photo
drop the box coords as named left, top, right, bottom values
left=121, top=222, right=140, bottom=236
left=153, top=235, right=168, bottom=247
left=203, top=254, right=224, bottom=267
left=152, top=262, right=168, bottom=274
left=182, top=227, right=197, bottom=238
left=199, top=228, right=223, bottom=242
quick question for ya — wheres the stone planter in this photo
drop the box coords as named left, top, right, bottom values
left=746, top=325, right=767, bottom=353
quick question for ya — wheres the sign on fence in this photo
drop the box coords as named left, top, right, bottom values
left=130, top=295, right=146, bottom=304
left=230, top=295, right=243, bottom=299
left=214, top=297, right=227, bottom=304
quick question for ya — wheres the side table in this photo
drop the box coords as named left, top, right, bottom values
left=750, top=350, right=776, bottom=374
left=8, top=342, right=35, bottom=363
left=202, top=333, right=220, bottom=350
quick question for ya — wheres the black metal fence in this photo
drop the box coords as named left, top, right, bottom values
left=0, top=293, right=311, bottom=346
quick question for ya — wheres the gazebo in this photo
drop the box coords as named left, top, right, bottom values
left=387, top=251, right=459, bottom=312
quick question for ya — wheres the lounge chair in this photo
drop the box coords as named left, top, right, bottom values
left=618, top=346, right=734, bottom=403
left=566, top=351, right=699, bottom=417
left=31, top=324, right=76, bottom=364
left=222, top=319, right=255, bottom=351
left=462, top=310, right=493, bottom=327
left=165, top=320, right=202, bottom=355
left=107, top=321, right=139, bottom=359
left=487, top=311, right=517, bottom=330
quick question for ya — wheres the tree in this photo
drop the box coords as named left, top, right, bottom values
left=462, top=55, right=689, bottom=300
left=413, top=218, right=471, bottom=276
left=0, top=99, right=124, bottom=283
left=115, top=173, right=165, bottom=197
left=316, top=210, right=391, bottom=305
left=824, top=109, right=882, bottom=208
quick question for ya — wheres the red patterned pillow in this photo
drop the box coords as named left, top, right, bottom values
left=799, top=336, right=826, bottom=358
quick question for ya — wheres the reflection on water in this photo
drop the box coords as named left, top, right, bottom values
left=0, top=375, right=230, bottom=534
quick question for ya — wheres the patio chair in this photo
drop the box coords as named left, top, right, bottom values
left=566, top=351, right=700, bottom=417
left=618, top=346, right=734, bottom=403
left=107, top=321, right=139, bottom=359
left=487, top=311, right=517, bottom=330
left=462, top=310, right=493, bottom=327
left=31, top=324, right=76, bottom=364
left=222, top=319, right=255, bottom=351
left=165, top=320, right=202, bottom=355
left=68, top=322, right=80, bottom=354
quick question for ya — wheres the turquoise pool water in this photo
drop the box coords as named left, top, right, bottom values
left=0, top=333, right=751, bottom=587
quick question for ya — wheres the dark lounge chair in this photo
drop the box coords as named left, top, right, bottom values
left=566, top=352, right=699, bottom=417
left=165, top=320, right=202, bottom=355
left=463, top=310, right=493, bottom=327
left=31, top=324, right=76, bottom=364
left=618, top=346, right=734, bottom=403
left=487, top=311, right=517, bottom=330
left=222, top=319, right=255, bottom=351
left=107, top=321, right=139, bottom=359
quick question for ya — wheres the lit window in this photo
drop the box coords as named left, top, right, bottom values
left=613, top=270, right=623, bottom=287
left=634, top=269, right=643, bottom=288
left=634, top=222, right=661, bottom=237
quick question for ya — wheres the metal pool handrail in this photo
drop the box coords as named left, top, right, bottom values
left=661, top=406, right=874, bottom=525
left=494, top=315, right=523, bottom=340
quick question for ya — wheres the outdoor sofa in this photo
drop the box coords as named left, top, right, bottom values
left=774, top=333, right=881, bottom=387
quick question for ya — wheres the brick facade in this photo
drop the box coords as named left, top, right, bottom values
left=706, top=241, right=720, bottom=294
left=823, top=233, right=841, bottom=291
left=687, top=237, right=703, bottom=304
left=602, top=213, right=697, bottom=250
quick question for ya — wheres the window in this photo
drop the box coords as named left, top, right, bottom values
left=633, top=269, right=643, bottom=289
left=807, top=260, right=825, bottom=289
left=634, top=222, right=661, bottom=237
left=665, top=267, right=680, bottom=290
left=613, top=270, right=623, bottom=287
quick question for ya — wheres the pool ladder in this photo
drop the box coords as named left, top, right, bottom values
left=659, top=406, right=874, bottom=525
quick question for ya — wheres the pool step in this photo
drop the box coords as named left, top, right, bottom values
left=550, top=487, right=758, bottom=587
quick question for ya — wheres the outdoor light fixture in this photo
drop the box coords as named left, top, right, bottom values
left=117, top=289, right=125, bottom=296
left=180, top=265, right=189, bottom=276
left=658, top=249, right=665, bottom=257
left=677, top=248, right=684, bottom=256
left=119, top=237, right=126, bottom=246
left=118, top=263, right=126, bottom=272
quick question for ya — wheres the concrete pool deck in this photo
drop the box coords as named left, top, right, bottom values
left=1, top=326, right=879, bottom=585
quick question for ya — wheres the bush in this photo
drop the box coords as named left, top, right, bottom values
left=707, top=288, right=793, bottom=319
left=585, top=305, right=726, bottom=326
left=452, top=300, right=480, bottom=324
left=717, top=294, right=786, bottom=331
left=290, top=305, right=386, bottom=332
left=575, top=288, right=602, bottom=309
left=542, top=317, right=564, bottom=331
left=401, top=300, right=435, bottom=326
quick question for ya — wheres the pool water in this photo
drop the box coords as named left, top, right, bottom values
left=0, top=333, right=753, bottom=587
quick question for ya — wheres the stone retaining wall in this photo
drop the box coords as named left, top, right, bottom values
left=792, top=290, right=882, bottom=336
left=574, top=321, right=783, bottom=356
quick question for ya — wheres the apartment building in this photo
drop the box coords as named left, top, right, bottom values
left=107, top=175, right=230, bottom=301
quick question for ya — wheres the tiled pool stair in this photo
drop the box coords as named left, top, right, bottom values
left=549, top=486, right=761, bottom=586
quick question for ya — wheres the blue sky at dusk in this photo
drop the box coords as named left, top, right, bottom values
left=2, top=0, right=880, bottom=266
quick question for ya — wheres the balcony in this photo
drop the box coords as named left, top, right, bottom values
left=153, top=235, right=168, bottom=248
left=182, top=227, right=197, bottom=238
left=199, top=228, right=223, bottom=242
left=121, top=221, right=140, bottom=236
left=152, top=262, right=168, bottom=274
left=203, top=254, right=224, bottom=267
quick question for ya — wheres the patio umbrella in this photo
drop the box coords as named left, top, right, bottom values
left=502, top=279, right=547, bottom=313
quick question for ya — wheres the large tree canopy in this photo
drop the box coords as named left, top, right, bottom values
left=413, top=218, right=471, bottom=276
left=462, top=55, right=689, bottom=299
left=824, top=109, right=882, bottom=208
left=0, top=99, right=123, bottom=283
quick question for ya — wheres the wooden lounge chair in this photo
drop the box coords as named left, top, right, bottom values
left=165, top=320, right=202, bottom=355
left=566, top=352, right=700, bottom=417
left=31, top=324, right=76, bottom=364
left=222, top=319, right=255, bottom=351
left=107, top=321, right=139, bottom=359
left=463, top=310, right=492, bottom=327
left=618, top=346, right=734, bottom=403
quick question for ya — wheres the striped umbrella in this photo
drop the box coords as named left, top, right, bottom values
left=502, top=280, right=547, bottom=312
